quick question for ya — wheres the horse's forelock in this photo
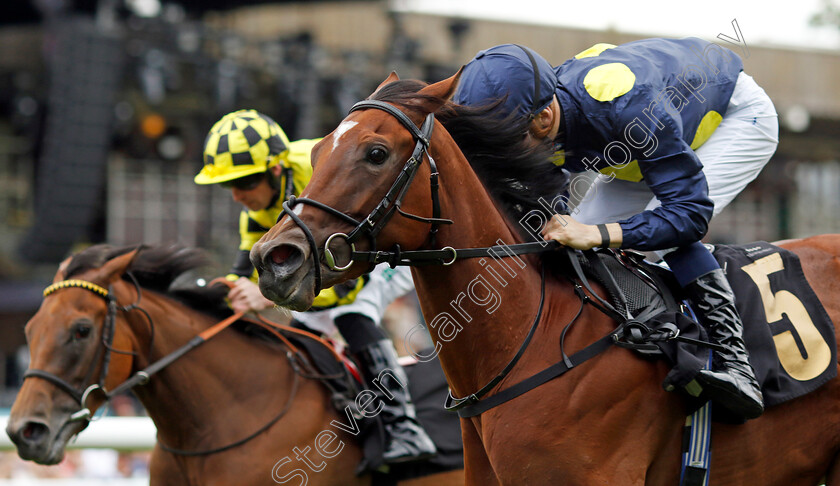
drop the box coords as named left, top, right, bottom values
left=370, top=79, right=428, bottom=102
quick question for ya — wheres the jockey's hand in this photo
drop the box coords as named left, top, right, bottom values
left=542, top=214, right=622, bottom=250
left=228, top=277, right=275, bottom=314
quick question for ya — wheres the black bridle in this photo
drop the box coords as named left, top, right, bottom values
left=279, top=100, right=454, bottom=294
left=278, top=99, right=565, bottom=287
left=23, top=278, right=149, bottom=424
left=22, top=276, right=316, bottom=456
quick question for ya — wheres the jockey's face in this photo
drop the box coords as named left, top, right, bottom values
left=229, top=174, right=276, bottom=211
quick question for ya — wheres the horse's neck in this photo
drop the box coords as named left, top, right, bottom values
left=123, top=292, right=291, bottom=450
left=411, top=136, right=547, bottom=396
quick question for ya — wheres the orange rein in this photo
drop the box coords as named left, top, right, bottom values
left=208, top=278, right=345, bottom=364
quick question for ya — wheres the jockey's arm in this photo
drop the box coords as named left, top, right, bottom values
left=542, top=151, right=712, bottom=252
left=542, top=217, right=623, bottom=250
left=228, top=277, right=275, bottom=313
left=225, top=211, right=277, bottom=313
left=617, top=151, right=714, bottom=251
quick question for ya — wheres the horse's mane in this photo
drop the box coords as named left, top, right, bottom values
left=63, top=244, right=229, bottom=316
left=371, top=79, right=570, bottom=239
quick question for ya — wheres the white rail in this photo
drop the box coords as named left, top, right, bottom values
left=0, top=480, right=149, bottom=486
left=0, top=416, right=156, bottom=451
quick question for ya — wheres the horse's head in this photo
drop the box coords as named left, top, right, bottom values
left=7, top=248, right=141, bottom=464
left=251, top=71, right=462, bottom=310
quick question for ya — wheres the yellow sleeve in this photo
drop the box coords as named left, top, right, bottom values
left=238, top=211, right=265, bottom=252
left=310, top=274, right=370, bottom=311
left=283, top=139, right=319, bottom=196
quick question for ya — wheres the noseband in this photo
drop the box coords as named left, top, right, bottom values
left=23, top=279, right=142, bottom=423
left=278, top=100, right=453, bottom=293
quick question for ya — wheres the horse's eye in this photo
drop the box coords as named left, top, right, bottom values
left=72, top=324, right=92, bottom=341
left=366, top=147, right=388, bottom=165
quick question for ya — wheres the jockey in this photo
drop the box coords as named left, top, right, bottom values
left=195, top=109, right=436, bottom=463
left=453, top=39, right=779, bottom=420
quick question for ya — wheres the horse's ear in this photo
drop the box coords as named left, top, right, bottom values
left=99, top=249, right=140, bottom=284
left=418, top=67, right=463, bottom=102
left=372, top=71, right=400, bottom=96
left=53, top=256, right=74, bottom=283
left=415, top=67, right=463, bottom=112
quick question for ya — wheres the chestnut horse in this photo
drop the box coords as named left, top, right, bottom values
left=250, top=71, right=840, bottom=485
left=5, top=245, right=464, bottom=486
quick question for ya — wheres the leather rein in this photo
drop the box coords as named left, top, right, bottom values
left=23, top=277, right=341, bottom=456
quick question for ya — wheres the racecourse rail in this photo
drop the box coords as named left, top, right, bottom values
left=0, top=416, right=156, bottom=451
left=0, top=415, right=154, bottom=484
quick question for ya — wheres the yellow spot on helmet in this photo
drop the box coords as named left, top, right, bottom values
left=195, top=110, right=291, bottom=185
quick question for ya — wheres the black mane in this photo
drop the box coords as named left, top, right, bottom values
left=371, top=79, right=569, bottom=240
left=64, top=244, right=229, bottom=316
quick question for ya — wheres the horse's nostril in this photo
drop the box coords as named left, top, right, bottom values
left=271, top=245, right=294, bottom=265
left=268, top=245, right=304, bottom=276
left=19, top=421, right=48, bottom=444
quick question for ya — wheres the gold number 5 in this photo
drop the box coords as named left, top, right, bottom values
left=740, top=253, right=832, bottom=381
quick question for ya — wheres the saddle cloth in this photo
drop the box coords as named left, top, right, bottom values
left=578, top=241, right=837, bottom=409
left=712, top=242, right=836, bottom=406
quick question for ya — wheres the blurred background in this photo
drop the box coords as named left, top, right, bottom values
left=0, top=0, right=839, bottom=481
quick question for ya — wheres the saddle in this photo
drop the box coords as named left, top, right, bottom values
left=564, top=242, right=837, bottom=409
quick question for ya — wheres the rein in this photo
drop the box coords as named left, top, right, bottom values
left=24, top=277, right=345, bottom=456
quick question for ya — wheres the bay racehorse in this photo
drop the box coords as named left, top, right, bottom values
left=6, top=244, right=464, bottom=486
left=249, top=71, right=840, bottom=485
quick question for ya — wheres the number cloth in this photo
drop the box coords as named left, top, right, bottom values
left=713, top=242, right=834, bottom=406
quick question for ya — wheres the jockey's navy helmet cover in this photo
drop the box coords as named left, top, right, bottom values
left=453, top=44, right=558, bottom=122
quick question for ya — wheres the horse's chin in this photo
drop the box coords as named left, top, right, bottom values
left=258, top=269, right=316, bottom=311
left=28, top=443, right=66, bottom=466
left=17, top=418, right=83, bottom=466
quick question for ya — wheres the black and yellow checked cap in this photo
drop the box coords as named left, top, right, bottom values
left=195, top=110, right=290, bottom=185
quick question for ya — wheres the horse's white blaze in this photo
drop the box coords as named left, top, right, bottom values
left=333, top=121, right=358, bottom=150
